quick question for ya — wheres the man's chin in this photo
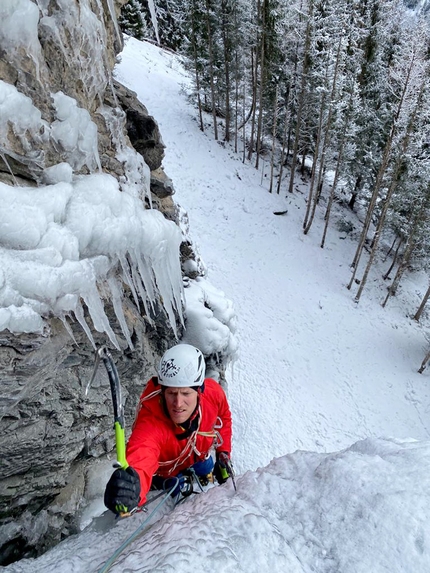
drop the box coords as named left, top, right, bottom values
left=171, top=414, right=187, bottom=424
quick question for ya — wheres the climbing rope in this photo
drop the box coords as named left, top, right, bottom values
left=97, top=478, right=179, bottom=573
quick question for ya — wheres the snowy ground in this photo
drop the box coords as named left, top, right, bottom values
left=5, top=37, right=430, bottom=573
left=115, top=38, right=430, bottom=471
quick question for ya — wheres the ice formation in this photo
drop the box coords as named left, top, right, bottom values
left=147, top=0, right=161, bottom=45
left=0, top=0, right=44, bottom=80
left=51, top=92, right=102, bottom=172
left=0, top=174, right=184, bottom=348
left=39, top=0, right=110, bottom=105
left=0, top=81, right=48, bottom=169
left=0, top=1, right=185, bottom=347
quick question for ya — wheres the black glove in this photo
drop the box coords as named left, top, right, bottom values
left=104, top=467, right=141, bottom=515
left=214, top=452, right=232, bottom=485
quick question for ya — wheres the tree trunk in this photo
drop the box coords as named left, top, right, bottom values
left=255, top=0, right=266, bottom=171
left=383, top=192, right=430, bottom=307
left=221, top=0, right=231, bottom=141
left=414, top=283, right=430, bottom=322
left=191, top=0, right=204, bottom=132
left=269, top=85, right=278, bottom=193
left=304, top=34, right=343, bottom=235
left=276, top=87, right=290, bottom=195
left=288, top=0, right=313, bottom=194
left=233, top=3, right=239, bottom=153
left=205, top=0, right=218, bottom=140
left=354, top=67, right=424, bottom=301
left=247, top=43, right=259, bottom=161
left=418, top=344, right=430, bottom=373
left=382, top=238, right=403, bottom=280
left=303, top=91, right=325, bottom=231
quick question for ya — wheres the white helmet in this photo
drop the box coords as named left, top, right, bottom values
left=158, top=344, right=205, bottom=388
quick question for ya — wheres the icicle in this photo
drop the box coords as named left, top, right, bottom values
left=107, top=276, right=134, bottom=349
left=104, top=0, right=123, bottom=49
left=0, top=151, right=19, bottom=186
left=74, top=300, right=96, bottom=349
left=147, top=0, right=160, bottom=45
left=129, top=254, right=154, bottom=324
left=151, top=239, right=185, bottom=330
left=81, top=284, right=119, bottom=350
left=132, top=271, right=152, bottom=322
left=60, top=315, right=77, bottom=345
left=0, top=173, right=183, bottom=347
left=118, top=253, right=140, bottom=309
left=134, top=249, right=156, bottom=306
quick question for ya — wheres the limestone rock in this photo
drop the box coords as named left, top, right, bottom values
left=0, top=0, right=183, bottom=564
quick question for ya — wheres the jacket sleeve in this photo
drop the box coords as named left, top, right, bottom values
left=126, top=418, right=162, bottom=505
left=213, top=382, right=232, bottom=456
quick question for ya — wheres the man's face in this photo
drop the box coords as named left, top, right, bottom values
left=164, top=387, right=198, bottom=425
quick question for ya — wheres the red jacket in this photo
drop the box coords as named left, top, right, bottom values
left=126, top=377, right=232, bottom=504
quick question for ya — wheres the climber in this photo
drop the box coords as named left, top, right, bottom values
left=104, top=344, right=233, bottom=515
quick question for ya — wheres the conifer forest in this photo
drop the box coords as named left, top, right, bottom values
left=120, top=0, right=430, bottom=316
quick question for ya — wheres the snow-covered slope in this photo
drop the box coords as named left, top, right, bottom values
left=115, top=38, right=430, bottom=472
left=6, top=438, right=430, bottom=572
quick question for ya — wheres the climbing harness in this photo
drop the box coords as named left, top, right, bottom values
left=137, top=387, right=224, bottom=476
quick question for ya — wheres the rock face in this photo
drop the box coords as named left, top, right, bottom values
left=0, top=0, right=195, bottom=564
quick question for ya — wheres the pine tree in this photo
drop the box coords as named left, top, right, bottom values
left=119, top=0, right=148, bottom=40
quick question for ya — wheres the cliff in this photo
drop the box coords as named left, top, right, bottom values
left=0, top=0, right=214, bottom=564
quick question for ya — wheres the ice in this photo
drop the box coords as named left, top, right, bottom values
left=147, top=0, right=161, bottom=45
left=0, top=81, right=47, bottom=167
left=41, top=163, right=74, bottom=185
left=0, top=83, right=102, bottom=178
left=105, top=0, right=122, bottom=47
left=0, top=305, right=45, bottom=334
left=0, top=175, right=184, bottom=344
left=99, top=105, right=152, bottom=202
left=0, top=0, right=44, bottom=80
left=0, top=2, right=186, bottom=346
left=107, top=276, right=134, bottom=349
left=5, top=437, right=430, bottom=573
left=39, top=0, right=109, bottom=106
left=51, top=92, right=102, bottom=172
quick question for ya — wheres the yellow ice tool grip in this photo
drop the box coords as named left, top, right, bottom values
left=114, top=420, right=129, bottom=470
left=220, top=465, right=229, bottom=481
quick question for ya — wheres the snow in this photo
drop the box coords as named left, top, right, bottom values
left=182, top=276, right=238, bottom=359
left=4, top=37, right=430, bottom=573
left=6, top=438, right=430, bottom=572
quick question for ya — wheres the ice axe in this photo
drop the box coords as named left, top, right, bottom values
left=218, top=452, right=237, bottom=491
left=86, top=346, right=128, bottom=470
